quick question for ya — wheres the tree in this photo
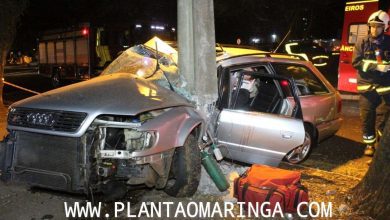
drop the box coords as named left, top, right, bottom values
left=0, top=0, right=29, bottom=104
left=351, top=115, right=390, bottom=218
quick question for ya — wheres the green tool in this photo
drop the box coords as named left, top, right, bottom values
left=201, top=150, right=230, bottom=191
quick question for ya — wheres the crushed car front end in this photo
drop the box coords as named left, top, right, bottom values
left=1, top=72, right=203, bottom=195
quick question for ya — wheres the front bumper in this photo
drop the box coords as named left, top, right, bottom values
left=1, top=130, right=176, bottom=193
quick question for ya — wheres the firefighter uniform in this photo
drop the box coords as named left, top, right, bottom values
left=352, top=34, right=390, bottom=146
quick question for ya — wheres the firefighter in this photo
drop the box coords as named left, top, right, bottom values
left=352, top=10, right=390, bottom=156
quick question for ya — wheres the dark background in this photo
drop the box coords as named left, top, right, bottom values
left=12, top=0, right=348, bottom=52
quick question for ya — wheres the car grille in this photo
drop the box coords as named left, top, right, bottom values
left=11, top=131, right=83, bottom=192
left=8, top=107, right=87, bottom=132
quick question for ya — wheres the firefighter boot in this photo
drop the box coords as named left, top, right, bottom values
left=364, top=145, right=376, bottom=157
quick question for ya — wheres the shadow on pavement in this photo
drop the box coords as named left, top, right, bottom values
left=312, top=135, right=365, bottom=165
left=300, top=135, right=369, bottom=179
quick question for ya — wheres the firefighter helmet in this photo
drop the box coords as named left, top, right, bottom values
left=368, top=10, right=389, bottom=32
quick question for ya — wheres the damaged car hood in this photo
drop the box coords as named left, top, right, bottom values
left=12, top=73, right=192, bottom=116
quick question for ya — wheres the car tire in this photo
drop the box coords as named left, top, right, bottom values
left=51, top=72, right=61, bottom=88
left=164, top=133, right=201, bottom=197
left=284, top=124, right=314, bottom=164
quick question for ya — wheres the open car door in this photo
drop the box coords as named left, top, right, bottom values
left=216, top=68, right=305, bottom=166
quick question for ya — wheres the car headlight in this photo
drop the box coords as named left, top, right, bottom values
left=124, top=129, right=157, bottom=151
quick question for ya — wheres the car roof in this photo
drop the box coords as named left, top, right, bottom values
left=143, top=37, right=307, bottom=66
left=216, top=46, right=308, bottom=66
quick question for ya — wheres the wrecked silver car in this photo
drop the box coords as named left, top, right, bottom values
left=0, top=40, right=306, bottom=198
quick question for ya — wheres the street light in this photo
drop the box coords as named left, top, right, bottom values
left=252, top=38, right=260, bottom=43
left=272, top=34, right=277, bottom=42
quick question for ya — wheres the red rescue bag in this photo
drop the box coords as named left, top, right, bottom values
left=234, top=164, right=309, bottom=213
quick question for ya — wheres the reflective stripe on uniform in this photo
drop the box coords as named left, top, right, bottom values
left=357, top=85, right=390, bottom=93
left=378, top=130, right=382, bottom=137
left=363, top=135, right=376, bottom=144
left=363, top=138, right=376, bottom=144
left=362, top=60, right=376, bottom=72
left=357, top=85, right=372, bottom=91
left=376, top=86, right=390, bottom=94
left=362, top=59, right=390, bottom=72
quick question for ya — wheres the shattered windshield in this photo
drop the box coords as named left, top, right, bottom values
left=101, top=45, right=174, bottom=77
left=101, top=42, right=192, bottom=100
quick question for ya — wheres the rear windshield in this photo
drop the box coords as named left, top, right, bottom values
left=272, top=63, right=329, bottom=96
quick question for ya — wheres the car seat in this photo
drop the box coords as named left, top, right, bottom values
left=250, top=80, right=281, bottom=113
left=233, top=89, right=251, bottom=110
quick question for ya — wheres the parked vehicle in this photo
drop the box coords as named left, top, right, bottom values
left=0, top=39, right=341, bottom=198
left=38, top=22, right=176, bottom=88
left=338, top=0, right=390, bottom=92
left=284, top=40, right=330, bottom=67
left=282, top=40, right=340, bottom=87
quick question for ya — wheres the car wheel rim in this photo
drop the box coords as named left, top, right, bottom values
left=285, top=131, right=311, bottom=164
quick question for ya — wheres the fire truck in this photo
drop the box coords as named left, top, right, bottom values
left=338, top=0, right=390, bottom=93
left=38, top=22, right=175, bottom=87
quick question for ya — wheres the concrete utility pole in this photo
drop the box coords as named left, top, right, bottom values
left=177, top=0, right=218, bottom=115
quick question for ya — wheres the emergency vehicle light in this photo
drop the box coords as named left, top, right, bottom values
left=82, top=28, right=89, bottom=36
left=280, top=80, right=289, bottom=87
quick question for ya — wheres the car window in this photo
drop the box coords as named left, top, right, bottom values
left=272, top=63, right=329, bottom=96
left=229, top=69, right=285, bottom=114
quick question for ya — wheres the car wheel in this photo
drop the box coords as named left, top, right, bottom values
left=164, top=133, right=201, bottom=197
left=51, top=72, right=61, bottom=88
left=285, top=125, right=313, bottom=164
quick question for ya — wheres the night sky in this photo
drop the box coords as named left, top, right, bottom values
left=13, top=0, right=346, bottom=52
